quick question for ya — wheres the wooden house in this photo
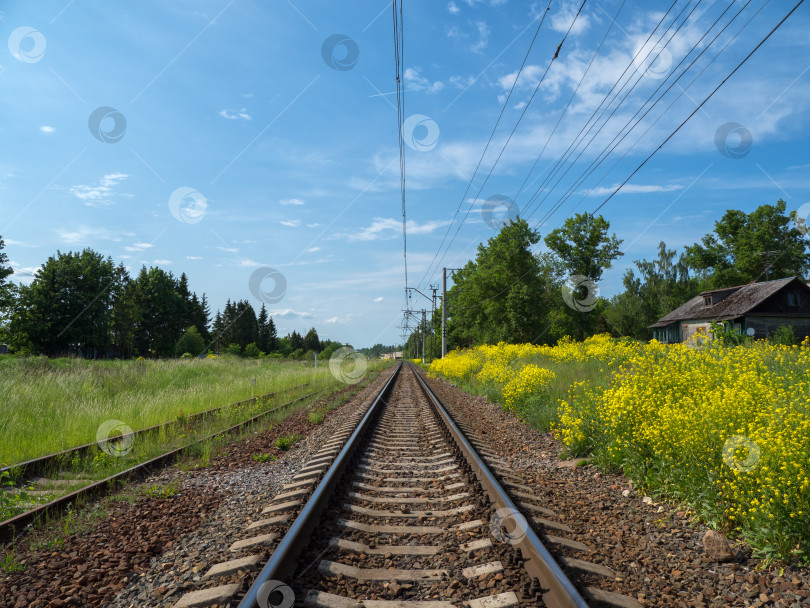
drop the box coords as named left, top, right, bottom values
left=649, top=276, right=810, bottom=343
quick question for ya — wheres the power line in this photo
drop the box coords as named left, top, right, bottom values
left=530, top=0, right=749, bottom=228
left=417, top=0, right=554, bottom=290
left=393, top=0, right=407, bottom=295
left=591, top=0, right=804, bottom=216
left=422, top=0, right=587, bottom=289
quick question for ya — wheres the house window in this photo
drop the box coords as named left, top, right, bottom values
left=703, top=295, right=712, bottom=306
left=787, top=292, right=801, bottom=307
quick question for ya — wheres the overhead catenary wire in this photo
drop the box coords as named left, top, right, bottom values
left=529, top=0, right=750, bottom=228
left=520, top=0, right=702, bottom=221
left=441, top=0, right=803, bottom=315
left=420, top=0, right=587, bottom=290
left=417, top=0, right=555, bottom=291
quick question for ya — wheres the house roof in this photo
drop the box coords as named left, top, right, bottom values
left=649, top=276, right=800, bottom=328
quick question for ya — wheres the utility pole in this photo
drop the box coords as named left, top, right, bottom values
left=422, top=309, right=427, bottom=365
left=442, top=268, right=447, bottom=358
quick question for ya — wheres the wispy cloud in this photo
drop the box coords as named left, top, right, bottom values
left=219, top=107, right=251, bottom=120
left=335, top=217, right=451, bottom=242
left=68, top=173, right=130, bottom=206
left=584, top=183, right=685, bottom=197
left=124, top=242, right=154, bottom=252
left=186, top=255, right=203, bottom=260
left=280, top=198, right=305, bottom=206
left=153, top=259, right=172, bottom=264
left=404, top=67, right=445, bottom=94
left=374, top=296, right=384, bottom=302
left=40, top=125, right=54, bottom=133
left=470, top=20, right=490, bottom=53
left=447, top=1, right=460, bottom=14
left=280, top=219, right=301, bottom=227
left=307, top=246, right=321, bottom=252
left=55, top=226, right=119, bottom=245
left=549, top=0, right=590, bottom=35
left=273, top=308, right=313, bottom=319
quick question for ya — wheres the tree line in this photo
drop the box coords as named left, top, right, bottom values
left=0, top=243, right=346, bottom=359
left=405, top=199, right=809, bottom=358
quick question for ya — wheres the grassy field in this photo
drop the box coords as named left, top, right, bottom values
left=429, top=336, right=810, bottom=565
left=0, top=354, right=392, bottom=466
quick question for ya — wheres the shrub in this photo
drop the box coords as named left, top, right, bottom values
left=770, top=325, right=796, bottom=346
left=243, top=343, right=262, bottom=358
left=275, top=434, right=300, bottom=451
left=175, top=327, right=206, bottom=357
left=225, top=343, right=242, bottom=356
left=308, top=411, right=324, bottom=425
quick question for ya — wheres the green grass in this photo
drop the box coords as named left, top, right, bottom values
left=274, top=434, right=301, bottom=451
left=0, top=356, right=393, bottom=465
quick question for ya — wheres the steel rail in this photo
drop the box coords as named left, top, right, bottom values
left=410, top=362, right=589, bottom=608
left=238, top=362, right=403, bottom=608
left=0, top=389, right=323, bottom=542
left=0, top=382, right=311, bottom=478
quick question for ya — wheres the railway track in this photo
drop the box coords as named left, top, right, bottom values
left=0, top=386, right=322, bottom=542
left=175, top=363, right=640, bottom=608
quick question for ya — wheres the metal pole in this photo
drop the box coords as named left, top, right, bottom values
left=422, top=309, right=426, bottom=364
left=441, top=268, right=447, bottom=358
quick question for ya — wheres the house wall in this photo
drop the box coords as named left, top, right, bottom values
left=745, top=316, right=810, bottom=340
left=680, top=319, right=714, bottom=343
left=751, top=282, right=810, bottom=315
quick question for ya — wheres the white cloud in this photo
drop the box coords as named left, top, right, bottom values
left=549, top=0, right=590, bottom=35
left=585, top=183, right=685, bottom=197
left=374, top=296, right=384, bottom=302
left=217, top=246, right=239, bottom=253
left=2, top=238, right=35, bottom=247
left=68, top=173, right=130, bottom=207
left=307, top=247, right=321, bottom=253
left=186, top=255, right=203, bottom=260
left=404, top=67, right=445, bottom=94
left=219, top=108, right=251, bottom=120
left=9, top=261, right=40, bottom=283
left=237, top=258, right=263, bottom=267
left=335, top=217, right=451, bottom=242
left=124, top=242, right=154, bottom=252
left=324, top=314, right=352, bottom=324
left=470, top=20, right=490, bottom=53
left=280, top=198, right=305, bottom=206
left=272, top=309, right=314, bottom=319
left=153, top=259, right=172, bottom=264
left=306, top=223, right=323, bottom=228
left=40, top=125, right=54, bottom=133
left=448, top=1, right=459, bottom=14
left=280, top=219, right=301, bottom=227
left=54, top=226, right=119, bottom=245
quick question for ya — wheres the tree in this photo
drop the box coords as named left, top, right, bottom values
left=11, top=249, right=121, bottom=356
left=544, top=212, right=623, bottom=282
left=685, top=200, right=809, bottom=288
left=131, top=266, right=186, bottom=357
left=544, top=213, right=623, bottom=339
left=289, top=330, right=304, bottom=351
left=304, top=327, right=320, bottom=352
left=606, top=242, right=701, bottom=340
left=448, top=219, right=556, bottom=346
left=0, top=236, right=15, bottom=345
left=175, top=326, right=206, bottom=357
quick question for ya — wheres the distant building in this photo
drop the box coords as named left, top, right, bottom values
left=649, top=276, right=810, bottom=343
left=380, top=351, right=404, bottom=360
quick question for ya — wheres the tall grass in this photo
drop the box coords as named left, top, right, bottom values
left=0, top=356, right=388, bottom=465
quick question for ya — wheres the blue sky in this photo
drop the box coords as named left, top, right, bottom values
left=1, top=0, right=809, bottom=348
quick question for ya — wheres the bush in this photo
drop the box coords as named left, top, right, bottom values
left=243, top=343, right=262, bottom=358
left=308, top=411, right=324, bottom=425
left=275, top=434, right=300, bottom=450
left=770, top=325, right=796, bottom=346
left=225, top=343, right=242, bottom=356
left=175, top=327, right=206, bottom=358
left=180, top=352, right=193, bottom=359
left=289, top=348, right=304, bottom=360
